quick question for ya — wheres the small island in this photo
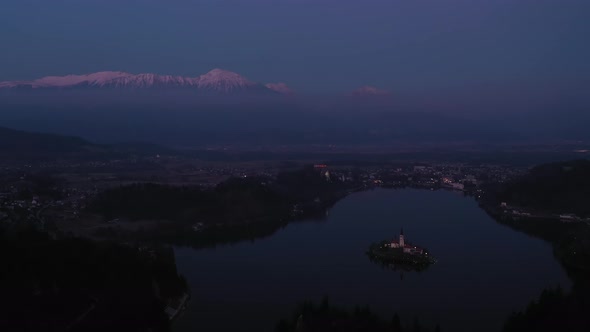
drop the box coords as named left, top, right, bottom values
left=367, top=229, right=435, bottom=271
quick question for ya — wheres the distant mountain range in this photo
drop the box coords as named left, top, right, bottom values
left=0, top=69, right=387, bottom=96
left=0, top=69, right=287, bottom=95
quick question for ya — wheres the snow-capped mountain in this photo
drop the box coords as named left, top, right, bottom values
left=265, top=83, right=295, bottom=95
left=0, top=71, right=131, bottom=89
left=0, top=69, right=279, bottom=94
left=98, top=73, right=194, bottom=88
left=351, top=86, right=391, bottom=96
left=193, top=69, right=261, bottom=93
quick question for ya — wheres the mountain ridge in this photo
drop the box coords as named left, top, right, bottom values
left=0, top=126, right=98, bottom=156
left=0, top=126, right=172, bottom=162
left=0, top=69, right=289, bottom=95
left=0, top=70, right=389, bottom=97
left=265, top=83, right=295, bottom=95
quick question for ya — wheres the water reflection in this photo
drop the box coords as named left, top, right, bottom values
left=173, top=189, right=571, bottom=332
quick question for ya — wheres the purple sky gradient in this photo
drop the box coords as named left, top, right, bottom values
left=1, top=0, right=589, bottom=94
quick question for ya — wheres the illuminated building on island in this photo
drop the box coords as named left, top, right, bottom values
left=388, top=228, right=425, bottom=255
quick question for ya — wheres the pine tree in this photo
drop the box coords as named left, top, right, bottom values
left=412, top=317, right=422, bottom=332
left=392, top=313, right=402, bottom=332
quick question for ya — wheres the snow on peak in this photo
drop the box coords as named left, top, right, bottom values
left=99, top=73, right=194, bottom=88
left=0, top=80, right=30, bottom=88
left=0, top=69, right=291, bottom=94
left=265, top=83, right=295, bottom=95
left=194, top=68, right=258, bottom=92
left=0, top=71, right=132, bottom=88
left=351, top=86, right=391, bottom=96
left=33, top=71, right=132, bottom=87
left=203, top=68, right=243, bottom=77
left=0, top=71, right=196, bottom=89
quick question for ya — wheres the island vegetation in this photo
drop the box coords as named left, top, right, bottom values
left=366, top=239, right=435, bottom=272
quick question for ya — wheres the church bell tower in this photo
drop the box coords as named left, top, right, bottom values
left=399, top=228, right=405, bottom=247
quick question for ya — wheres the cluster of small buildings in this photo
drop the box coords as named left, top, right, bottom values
left=0, top=179, right=95, bottom=228
left=387, top=229, right=426, bottom=255
left=310, top=163, right=526, bottom=203
left=0, top=158, right=531, bottom=234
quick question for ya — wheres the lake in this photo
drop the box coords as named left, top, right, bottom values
left=173, top=188, right=571, bottom=332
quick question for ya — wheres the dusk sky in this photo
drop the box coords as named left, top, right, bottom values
left=1, top=0, right=589, bottom=93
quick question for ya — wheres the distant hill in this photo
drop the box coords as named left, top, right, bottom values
left=0, top=126, right=98, bottom=155
left=0, top=126, right=168, bottom=161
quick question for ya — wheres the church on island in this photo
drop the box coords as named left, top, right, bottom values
left=387, top=228, right=426, bottom=255
left=367, top=228, right=434, bottom=271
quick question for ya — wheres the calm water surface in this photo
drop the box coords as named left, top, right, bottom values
left=173, top=189, right=571, bottom=332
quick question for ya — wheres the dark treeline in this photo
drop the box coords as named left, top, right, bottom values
left=95, top=210, right=301, bottom=250
left=0, top=229, right=187, bottom=332
left=88, top=166, right=350, bottom=248
left=481, top=160, right=590, bottom=273
left=480, top=159, right=590, bottom=331
left=494, top=159, right=590, bottom=217
left=275, top=166, right=350, bottom=202
left=90, top=166, right=348, bottom=227
left=276, top=297, right=440, bottom=332
left=503, top=284, right=590, bottom=332
left=497, top=221, right=590, bottom=332
left=90, top=178, right=291, bottom=224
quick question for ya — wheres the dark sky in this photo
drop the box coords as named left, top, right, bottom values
left=1, top=0, right=589, bottom=93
